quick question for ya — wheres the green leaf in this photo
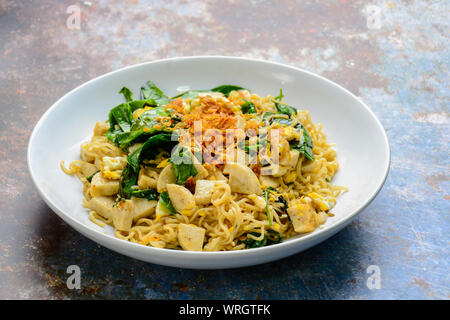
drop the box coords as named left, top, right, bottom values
left=119, top=133, right=178, bottom=199
left=290, top=123, right=314, bottom=161
left=130, top=189, right=159, bottom=201
left=169, top=146, right=198, bottom=185
left=140, top=81, right=170, bottom=105
left=119, top=86, right=134, bottom=102
left=274, top=101, right=297, bottom=117
left=105, top=129, right=145, bottom=149
left=211, top=85, right=247, bottom=96
left=108, top=103, right=133, bottom=132
left=118, top=165, right=139, bottom=199
left=133, top=106, right=171, bottom=129
left=171, top=90, right=207, bottom=100
left=128, top=99, right=157, bottom=112
left=237, top=230, right=282, bottom=249
left=262, top=109, right=315, bottom=161
left=241, top=100, right=257, bottom=114
left=127, top=133, right=177, bottom=172
left=106, top=104, right=174, bottom=149
left=263, top=112, right=292, bottom=126
left=160, top=191, right=176, bottom=214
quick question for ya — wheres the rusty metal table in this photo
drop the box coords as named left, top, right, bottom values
left=0, top=0, right=448, bottom=299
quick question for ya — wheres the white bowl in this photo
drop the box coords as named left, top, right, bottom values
left=27, top=56, right=390, bottom=269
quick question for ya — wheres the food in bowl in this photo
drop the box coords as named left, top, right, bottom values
left=61, top=81, right=346, bottom=251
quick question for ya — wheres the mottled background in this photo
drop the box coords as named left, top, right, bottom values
left=0, top=0, right=448, bottom=299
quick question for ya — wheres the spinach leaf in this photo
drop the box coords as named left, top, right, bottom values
left=262, top=110, right=315, bottom=161
left=108, top=103, right=133, bottom=132
left=171, top=85, right=247, bottom=100
left=119, top=86, right=134, bottom=102
left=274, top=101, right=297, bottom=117
left=169, top=146, right=198, bottom=185
left=128, top=99, right=157, bottom=112
left=130, top=188, right=159, bottom=201
left=241, top=100, right=257, bottom=114
left=119, top=133, right=177, bottom=199
left=263, top=112, right=292, bottom=126
left=211, top=85, right=247, bottom=96
left=266, top=230, right=283, bottom=244
left=238, top=230, right=283, bottom=249
left=127, top=133, right=176, bottom=172
left=171, top=90, right=207, bottom=100
left=105, top=129, right=146, bottom=149
left=118, top=165, right=139, bottom=199
left=107, top=105, right=173, bottom=149
left=160, top=191, right=176, bottom=214
left=132, top=106, right=171, bottom=129
left=140, top=81, right=170, bottom=105
left=290, top=123, right=314, bottom=161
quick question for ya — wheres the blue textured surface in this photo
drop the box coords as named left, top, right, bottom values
left=0, top=0, right=448, bottom=299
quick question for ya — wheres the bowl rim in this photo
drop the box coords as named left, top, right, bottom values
left=27, top=55, right=391, bottom=260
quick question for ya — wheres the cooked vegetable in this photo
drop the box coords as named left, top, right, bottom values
left=108, top=103, right=133, bottom=133
left=169, top=146, right=198, bottom=185
left=241, top=100, right=257, bottom=114
left=211, top=84, right=247, bottom=96
left=130, top=188, right=159, bottom=201
left=238, top=230, right=282, bottom=249
left=140, top=80, right=170, bottom=105
left=119, top=86, right=134, bottom=102
left=274, top=101, right=297, bottom=117
left=290, top=123, right=314, bottom=161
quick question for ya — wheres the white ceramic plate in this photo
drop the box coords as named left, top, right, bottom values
left=28, top=56, right=390, bottom=269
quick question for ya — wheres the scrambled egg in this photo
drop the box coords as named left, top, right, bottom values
left=281, top=126, right=301, bottom=141
left=306, top=192, right=335, bottom=211
left=101, top=156, right=127, bottom=180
